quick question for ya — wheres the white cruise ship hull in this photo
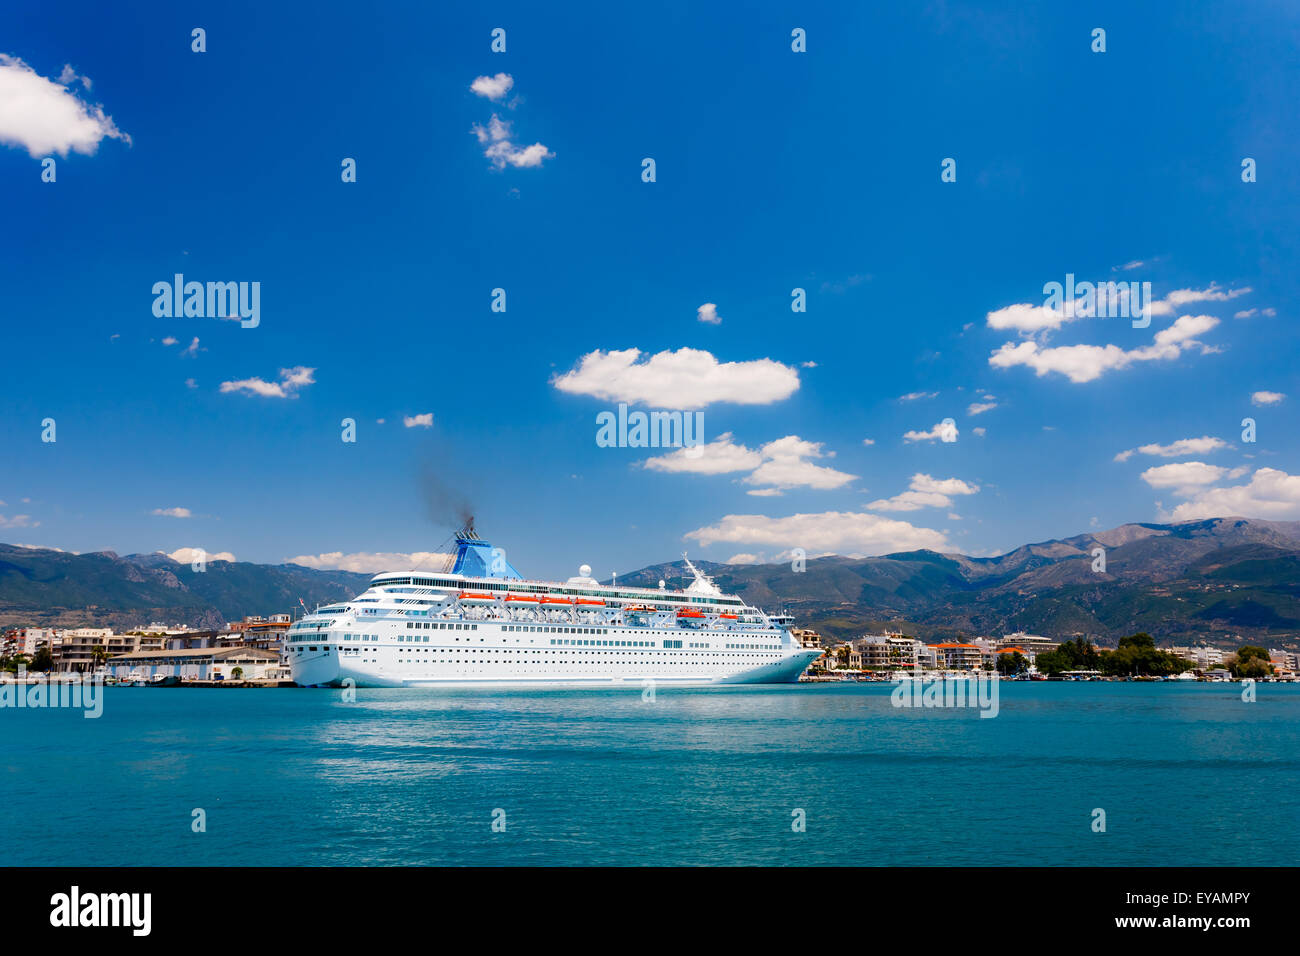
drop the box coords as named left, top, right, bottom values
left=286, top=530, right=822, bottom=688
left=291, top=622, right=820, bottom=688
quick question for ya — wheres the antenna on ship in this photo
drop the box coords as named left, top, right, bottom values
left=682, top=552, right=723, bottom=596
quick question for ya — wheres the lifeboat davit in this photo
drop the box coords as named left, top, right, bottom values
left=457, top=591, right=496, bottom=604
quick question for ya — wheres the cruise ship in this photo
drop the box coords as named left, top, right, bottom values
left=287, top=527, right=821, bottom=687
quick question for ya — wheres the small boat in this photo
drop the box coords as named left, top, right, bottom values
left=146, top=674, right=182, bottom=687
left=540, top=596, right=573, bottom=606
left=677, top=609, right=706, bottom=619
left=457, top=591, right=496, bottom=604
left=575, top=598, right=606, bottom=607
left=505, top=594, right=539, bottom=604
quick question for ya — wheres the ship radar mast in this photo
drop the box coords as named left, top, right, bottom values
left=681, top=552, right=723, bottom=597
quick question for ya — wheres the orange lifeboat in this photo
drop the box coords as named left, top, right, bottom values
left=677, top=609, right=706, bottom=619
left=505, top=594, right=539, bottom=604
left=718, top=613, right=738, bottom=620
left=540, top=596, right=573, bottom=606
left=576, top=598, right=606, bottom=607
left=457, top=591, right=496, bottom=604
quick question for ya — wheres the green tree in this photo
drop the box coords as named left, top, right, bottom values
left=29, top=646, right=53, bottom=672
left=231, top=666, right=244, bottom=680
left=1035, top=638, right=1101, bottom=675
left=1226, top=646, right=1274, bottom=678
left=996, top=652, right=1028, bottom=676
left=1099, top=633, right=1195, bottom=676
left=90, top=644, right=108, bottom=673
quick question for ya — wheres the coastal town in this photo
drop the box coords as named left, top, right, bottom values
left=0, top=617, right=293, bottom=685
left=0, top=617, right=1295, bottom=685
left=794, top=628, right=1298, bottom=681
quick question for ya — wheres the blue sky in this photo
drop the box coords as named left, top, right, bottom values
left=2, top=1, right=1299, bottom=581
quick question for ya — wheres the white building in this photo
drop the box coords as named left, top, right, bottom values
left=851, top=633, right=924, bottom=670
left=8, top=627, right=62, bottom=656
left=997, top=632, right=1059, bottom=661
left=108, top=646, right=282, bottom=681
left=1169, top=645, right=1224, bottom=668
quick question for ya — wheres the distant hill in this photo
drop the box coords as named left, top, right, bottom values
left=4, top=517, right=1300, bottom=649
left=0, top=545, right=372, bottom=630
left=613, top=517, right=1300, bottom=649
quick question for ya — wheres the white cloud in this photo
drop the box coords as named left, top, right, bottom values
left=403, top=413, right=434, bottom=428
left=643, top=433, right=855, bottom=491
left=898, top=391, right=938, bottom=402
left=1251, top=391, right=1285, bottom=406
left=743, top=436, right=856, bottom=491
left=161, top=336, right=178, bottom=346
left=685, top=511, right=952, bottom=556
left=220, top=366, right=316, bottom=399
left=967, top=401, right=997, bottom=416
left=903, top=420, right=958, bottom=443
left=167, top=547, right=235, bottom=563
left=986, top=302, right=1073, bottom=334
left=972, top=427, right=986, bottom=437
left=1147, top=284, right=1250, bottom=318
left=642, top=432, right=762, bottom=475
left=0, top=54, right=130, bottom=157
left=867, top=473, right=979, bottom=511
left=989, top=314, right=1220, bottom=383
left=1234, top=307, right=1276, bottom=319
left=287, top=551, right=452, bottom=573
left=181, top=336, right=200, bottom=357
left=1164, top=468, right=1300, bottom=521
left=0, top=514, right=37, bottom=528
left=185, top=378, right=197, bottom=389
left=1140, top=461, right=1235, bottom=494
left=862, top=438, right=876, bottom=446
left=911, top=474, right=980, bottom=496
left=472, top=112, right=553, bottom=169
left=151, top=507, right=192, bottom=518
left=553, top=347, right=799, bottom=409
left=470, top=73, right=514, bottom=101
left=1114, top=436, right=1229, bottom=462
left=696, top=303, right=721, bottom=325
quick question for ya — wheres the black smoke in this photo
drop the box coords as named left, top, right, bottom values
left=418, top=463, right=475, bottom=533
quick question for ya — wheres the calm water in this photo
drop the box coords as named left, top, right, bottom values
left=3, top=682, right=1298, bottom=866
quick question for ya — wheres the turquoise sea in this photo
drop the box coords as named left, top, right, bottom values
left=2, top=682, right=1298, bottom=866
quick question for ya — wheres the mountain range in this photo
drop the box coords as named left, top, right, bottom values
left=3, top=516, right=1299, bottom=649
left=617, top=517, right=1300, bottom=649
